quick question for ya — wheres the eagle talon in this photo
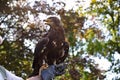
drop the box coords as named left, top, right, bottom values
left=39, top=63, right=48, bottom=76
left=42, top=63, right=48, bottom=69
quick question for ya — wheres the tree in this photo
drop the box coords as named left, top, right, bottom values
left=85, top=0, right=120, bottom=79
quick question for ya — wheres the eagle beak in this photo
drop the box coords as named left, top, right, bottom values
left=43, top=19, right=52, bottom=25
left=43, top=18, right=55, bottom=28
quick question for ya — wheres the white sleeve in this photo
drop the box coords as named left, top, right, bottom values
left=0, top=73, right=4, bottom=80
left=5, top=69, right=23, bottom=80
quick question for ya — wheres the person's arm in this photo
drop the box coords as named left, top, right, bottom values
left=27, top=75, right=41, bottom=80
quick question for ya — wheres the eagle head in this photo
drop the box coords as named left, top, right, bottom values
left=44, top=17, right=63, bottom=28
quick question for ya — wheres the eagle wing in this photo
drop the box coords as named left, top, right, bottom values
left=32, top=37, right=49, bottom=76
left=57, top=41, right=69, bottom=64
left=62, top=41, right=69, bottom=61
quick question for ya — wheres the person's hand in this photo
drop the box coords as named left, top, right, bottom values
left=41, top=63, right=67, bottom=80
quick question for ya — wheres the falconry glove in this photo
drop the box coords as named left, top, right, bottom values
left=41, top=63, right=67, bottom=80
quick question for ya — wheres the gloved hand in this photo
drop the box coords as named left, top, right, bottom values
left=41, top=63, right=67, bottom=80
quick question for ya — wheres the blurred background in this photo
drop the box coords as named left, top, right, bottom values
left=0, top=0, right=120, bottom=80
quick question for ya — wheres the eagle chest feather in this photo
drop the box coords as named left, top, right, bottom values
left=44, top=28, right=65, bottom=59
left=48, top=29, right=65, bottom=49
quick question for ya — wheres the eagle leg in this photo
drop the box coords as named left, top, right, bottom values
left=42, top=59, right=48, bottom=68
left=53, top=60, right=57, bottom=65
left=39, top=59, right=48, bottom=76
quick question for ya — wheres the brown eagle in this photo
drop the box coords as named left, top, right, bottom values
left=31, top=17, right=69, bottom=76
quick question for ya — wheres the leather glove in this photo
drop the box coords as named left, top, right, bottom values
left=41, top=63, right=67, bottom=80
